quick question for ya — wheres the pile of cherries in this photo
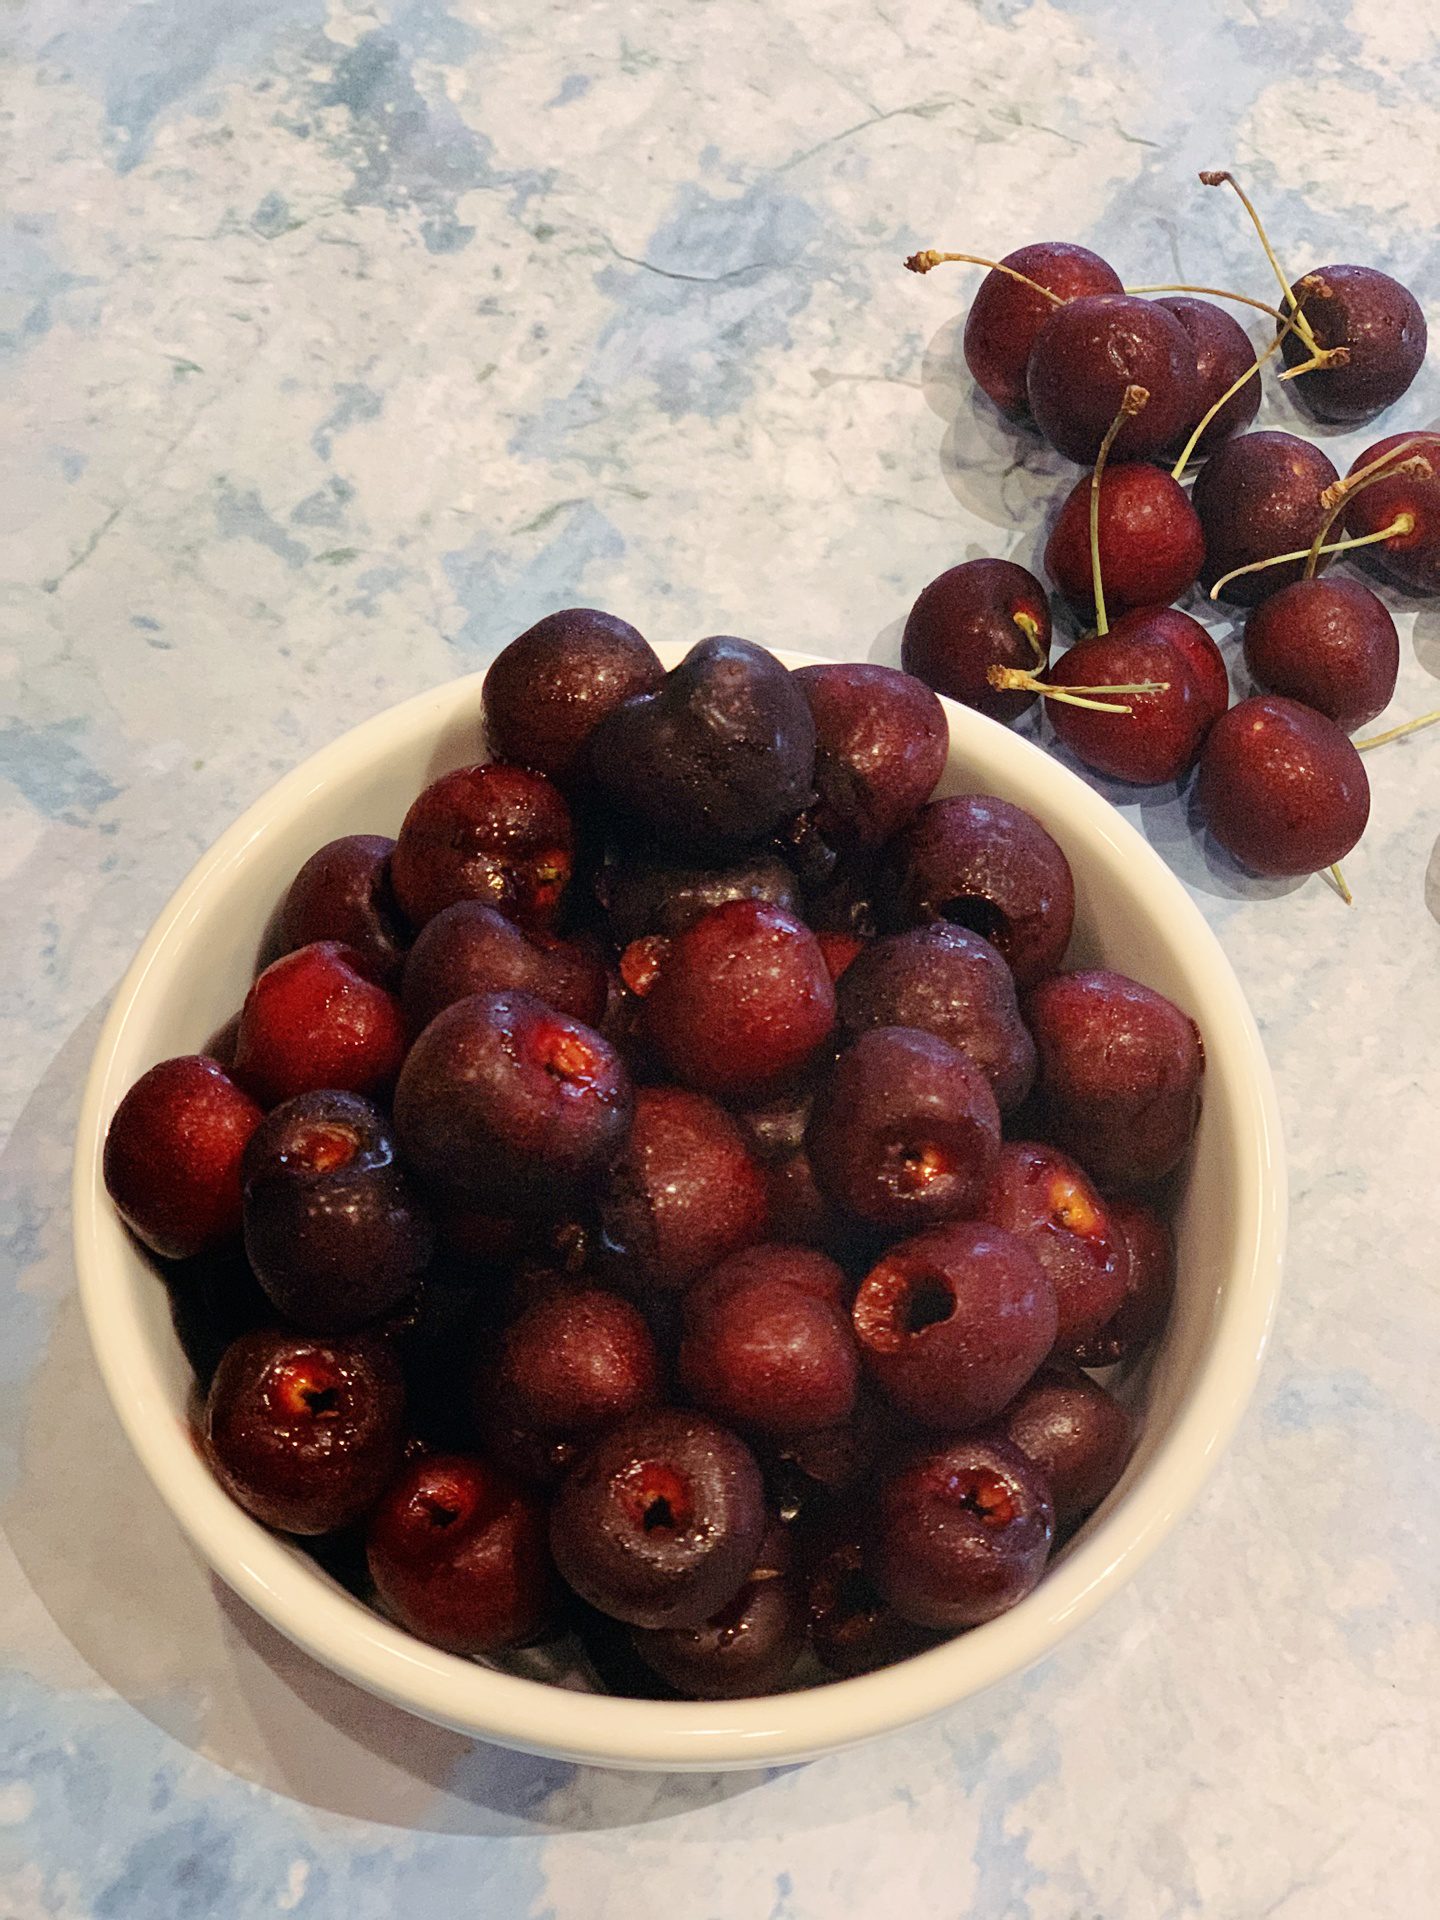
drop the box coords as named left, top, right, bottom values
left=104, top=612, right=1200, bottom=1700
left=903, top=172, right=1437, bottom=898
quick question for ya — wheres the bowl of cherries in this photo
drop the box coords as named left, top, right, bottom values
left=75, top=612, right=1284, bottom=1770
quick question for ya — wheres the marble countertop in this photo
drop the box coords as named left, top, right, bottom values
left=3, top=1, right=1436, bottom=1913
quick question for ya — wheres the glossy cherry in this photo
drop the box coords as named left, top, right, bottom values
left=1342, top=432, right=1440, bottom=594
left=232, top=941, right=406, bottom=1108
left=482, top=607, right=663, bottom=787
left=279, top=834, right=409, bottom=987
left=629, top=1523, right=804, bottom=1699
left=1026, top=295, right=1198, bottom=465
left=599, top=848, right=800, bottom=945
left=807, top=1027, right=1001, bottom=1232
left=888, top=794, right=1075, bottom=989
left=901, top=558, right=1052, bottom=723
left=1196, top=695, right=1370, bottom=878
left=1156, top=295, right=1261, bottom=456
left=366, top=1451, right=558, bottom=1652
left=1044, top=464, right=1205, bottom=619
left=980, top=1142, right=1128, bottom=1347
left=1046, top=610, right=1228, bottom=785
left=487, top=1284, right=661, bottom=1441
left=868, top=1434, right=1054, bottom=1630
left=1243, top=578, right=1399, bottom=733
left=103, top=1055, right=262, bottom=1261
left=1279, top=264, right=1427, bottom=422
left=961, top=241, right=1123, bottom=417
left=852, top=1220, right=1056, bottom=1429
left=1026, top=968, right=1203, bottom=1191
left=1000, top=1366, right=1133, bottom=1531
left=401, top=900, right=607, bottom=1034
left=792, top=661, right=948, bottom=850
left=390, top=762, right=574, bottom=932
left=1071, top=1195, right=1175, bottom=1367
left=1192, top=431, right=1338, bottom=605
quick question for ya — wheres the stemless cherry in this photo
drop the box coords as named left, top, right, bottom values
left=1193, top=432, right=1338, bottom=605
left=1026, top=969, right=1204, bottom=1191
left=366, top=1451, right=558, bottom=1653
left=1026, top=295, right=1198, bottom=465
left=1342, top=432, right=1440, bottom=594
left=901, top=558, right=1052, bottom=723
left=961, top=241, right=1123, bottom=416
left=1001, top=1366, right=1134, bottom=1531
left=232, top=942, right=406, bottom=1109
left=868, top=1435, right=1054, bottom=1629
left=837, top=924, right=1035, bottom=1112
left=1196, top=696, right=1370, bottom=879
left=482, top=608, right=663, bottom=787
left=805, top=1530, right=938, bottom=1677
left=549, top=1409, right=766, bottom=1629
left=1044, top=464, right=1205, bottom=618
left=103, top=1056, right=262, bottom=1260
left=888, top=794, right=1075, bottom=989
left=390, top=762, right=574, bottom=932
left=629, top=1523, right=804, bottom=1699
left=279, top=835, right=409, bottom=986
left=1071, top=1195, right=1175, bottom=1366
left=807, top=1027, right=1001, bottom=1232
left=1046, top=610, right=1228, bottom=785
left=852, top=1220, right=1056, bottom=1428
left=598, top=1086, right=768, bottom=1292
left=628, top=899, right=835, bottom=1101
left=793, top=662, right=948, bottom=850
left=1156, top=296, right=1261, bottom=456
left=487, top=1284, right=661, bottom=1440
left=1279, top=264, right=1427, bottom=422
left=980, top=1142, right=1128, bottom=1347
left=401, top=901, right=606, bottom=1034
left=1243, top=578, right=1399, bottom=733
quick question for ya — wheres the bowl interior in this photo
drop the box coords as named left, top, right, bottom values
left=73, top=651, right=1284, bottom=1769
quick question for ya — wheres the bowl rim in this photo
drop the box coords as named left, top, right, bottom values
left=73, top=651, right=1286, bottom=1770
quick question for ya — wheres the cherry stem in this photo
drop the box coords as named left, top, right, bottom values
left=1199, top=170, right=1320, bottom=351
left=986, top=666, right=1170, bottom=714
left=1170, top=290, right=1314, bottom=483
left=1012, top=609, right=1047, bottom=668
left=902, top=250, right=1064, bottom=303
left=1209, top=516, right=1416, bottom=599
left=1126, top=282, right=1293, bottom=326
left=1302, top=445, right=1433, bottom=580
left=1326, top=863, right=1354, bottom=907
left=1353, top=710, right=1440, bottom=751
left=1091, top=383, right=1150, bottom=636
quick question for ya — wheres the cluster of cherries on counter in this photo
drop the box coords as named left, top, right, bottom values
left=903, top=172, right=1437, bottom=896
left=104, top=615, right=1201, bottom=1699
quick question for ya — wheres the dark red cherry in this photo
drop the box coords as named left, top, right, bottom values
left=1044, top=464, right=1206, bottom=619
left=233, top=942, right=406, bottom=1109
left=1243, top=578, right=1399, bottom=733
left=806, top=1027, right=1001, bottom=1232
left=901, top=558, right=1052, bottom=723
left=279, top=835, right=409, bottom=987
left=549, top=1409, right=766, bottom=1629
left=1025, top=969, right=1204, bottom=1191
left=482, top=608, right=663, bottom=788
left=868, top=1434, right=1054, bottom=1629
left=961, top=242, right=1123, bottom=417
left=629, top=1523, right=804, bottom=1699
left=852, top=1220, right=1056, bottom=1429
left=1026, top=296, right=1198, bottom=465
left=401, top=901, right=607, bottom=1034
left=488, top=1284, right=661, bottom=1440
left=980, top=1141, right=1128, bottom=1347
left=1046, top=610, right=1228, bottom=785
left=366, top=1451, right=558, bottom=1652
left=804, top=1530, right=938, bottom=1677
left=888, top=794, right=1075, bottom=989
left=203, top=1328, right=405, bottom=1535
left=1000, top=1366, right=1133, bottom=1531
left=1192, top=431, right=1338, bottom=606
left=1342, top=432, right=1440, bottom=595
left=793, top=661, right=948, bottom=850
left=1279, top=265, right=1427, bottom=422
left=1156, top=296, right=1261, bottom=456
left=1070, top=1195, right=1175, bottom=1367
left=836, top=924, right=1035, bottom=1112
left=390, top=763, right=574, bottom=932
left=104, top=1056, right=262, bottom=1261
left=598, top=848, right=801, bottom=946
left=1196, top=695, right=1370, bottom=878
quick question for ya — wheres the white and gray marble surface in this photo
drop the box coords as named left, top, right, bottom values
left=2, top=1, right=1437, bottom=1914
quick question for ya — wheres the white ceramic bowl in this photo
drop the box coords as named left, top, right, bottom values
left=73, top=647, right=1285, bottom=1771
